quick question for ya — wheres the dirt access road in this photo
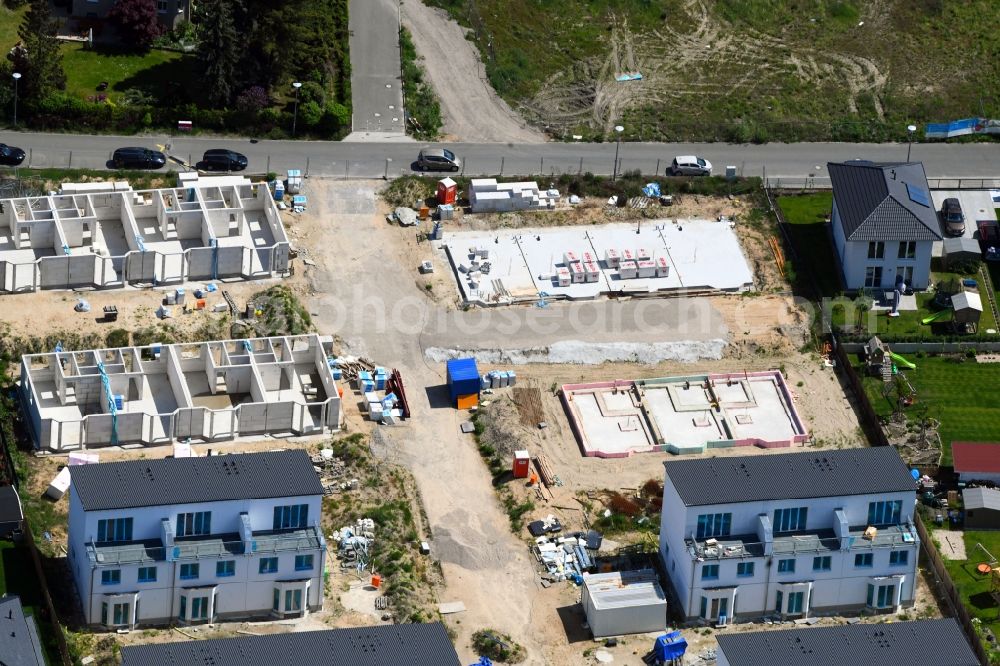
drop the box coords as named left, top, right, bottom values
left=401, top=0, right=545, bottom=143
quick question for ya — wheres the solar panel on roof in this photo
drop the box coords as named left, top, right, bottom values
left=905, top=182, right=930, bottom=207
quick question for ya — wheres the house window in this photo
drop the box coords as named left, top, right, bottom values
left=867, top=583, right=896, bottom=608
left=898, top=241, right=916, bottom=259
left=97, top=518, right=133, bottom=542
left=179, top=596, right=186, bottom=620
left=777, top=558, right=795, bottom=573
left=896, top=266, right=913, bottom=285
left=868, top=500, right=902, bottom=526
left=180, top=563, right=200, bottom=580
left=101, top=569, right=121, bottom=585
left=273, top=588, right=280, bottom=612
left=176, top=511, right=212, bottom=537
left=274, top=504, right=309, bottom=530
left=156, top=0, right=168, bottom=11
left=217, top=560, right=236, bottom=577
left=295, top=554, right=314, bottom=571
left=190, top=596, right=209, bottom=620
left=138, top=567, right=157, bottom=583
left=864, top=266, right=884, bottom=288
left=701, top=564, right=719, bottom=580
left=284, top=588, right=303, bottom=612
left=889, top=550, right=909, bottom=566
left=111, top=602, right=130, bottom=626
left=787, top=591, right=805, bottom=614
left=775, top=590, right=783, bottom=613
left=855, top=553, right=874, bottom=568
left=695, top=513, right=732, bottom=540
left=259, top=557, right=279, bottom=574
left=737, top=562, right=755, bottom=578
left=773, top=507, right=808, bottom=533
left=813, top=556, right=832, bottom=571
left=867, top=241, right=885, bottom=259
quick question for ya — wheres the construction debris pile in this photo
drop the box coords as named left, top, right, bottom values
left=533, top=528, right=603, bottom=585
left=311, top=448, right=355, bottom=496
left=332, top=518, right=376, bottom=573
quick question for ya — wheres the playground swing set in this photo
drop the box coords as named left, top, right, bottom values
left=863, top=336, right=918, bottom=409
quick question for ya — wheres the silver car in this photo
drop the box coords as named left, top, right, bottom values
left=666, top=155, right=712, bottom=176
left=417, top=148, right=460, bottom=172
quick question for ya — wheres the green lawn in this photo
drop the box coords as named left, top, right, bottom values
left=861, top=355, right=1000, bottom=464
left=778, top=193, right=841, bottom=296
left=60, top=43, right=195, bottom=104
left=832, top=289, right=999, bottom=341
left=942, top=529, right=1000, bottom=649
left=0, top=4, right=26, bottom=54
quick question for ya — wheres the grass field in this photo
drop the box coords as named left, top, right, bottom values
left=942, top=529, right=1000, bottom=652
left=426, top=0, right=1000, bottom=141
left=777, top=193, right=841, bottom=295
left=60, top=44, right=194, bottom=104
left=861, top=355, right=1000, bottom=464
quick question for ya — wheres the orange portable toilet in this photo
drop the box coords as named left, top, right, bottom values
left=513, top=450, right=530, bottom=478
left=371, top=575, right=381, bottom=589
left=437, top=177, right=458, bottom=205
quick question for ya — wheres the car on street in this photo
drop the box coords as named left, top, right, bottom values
left=941, top=197, right=965, bottom=236
left=416, top=147, right=460, bottom=172
left=199, top=149, right=248, bottom=172
left=112, top=147, right=167, bottom=170
left=0, top=143, right=26, bottom=166
left=666, top=155, right=712, bottom=176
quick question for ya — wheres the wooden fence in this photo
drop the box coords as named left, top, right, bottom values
left=916, top=512, right=991, bottom=665
left=831, top=340, right=890, bottom=448
left=22, top=521, right=71, bottom=665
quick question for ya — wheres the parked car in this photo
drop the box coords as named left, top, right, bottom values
left=112, top=147, right=166, bottom=170
left=666, top=155, right=712, bottom=177
left=416, top=147, right=460, bottom=172
left=941, top=197, right=965, bottom=236
left=200, top=149, right=248, bottom=172
left=0, top=143, right=25, bottom=166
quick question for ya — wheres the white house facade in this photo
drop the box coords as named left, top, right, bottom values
left=828, top=161, right=942, bottom=291
left=68, top=450, right=326, bottom=630
left=659, top=448, right=919, bottom=623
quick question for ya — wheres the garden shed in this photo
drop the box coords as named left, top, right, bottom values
left=950, top=290, right=982, bottom=333
left=963, top=487, right=1000, bottom=530
left=581, top=569, right=667, bottom=638
left=941, top=237, right=982, bottom=270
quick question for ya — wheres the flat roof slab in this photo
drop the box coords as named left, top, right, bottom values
left=442, top=220, right=753, bottom=305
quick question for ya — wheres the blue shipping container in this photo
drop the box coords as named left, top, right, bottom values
left=446, top=358, right=480, bottom=401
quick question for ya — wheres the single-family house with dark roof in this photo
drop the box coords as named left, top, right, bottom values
left=0, top=595, right=46, bottom=666
left=67, top=450, right=327, bottom=630
left=827, top=161, right=942, bottom=291
left=659, top=447, right=920, bottom=622
left=120, top=624, right=463, bottom=666
left=715, top=618, right=978, bottom=666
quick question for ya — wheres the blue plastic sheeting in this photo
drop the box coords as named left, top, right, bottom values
left=447, top=358, right=480, bottom=400
left=655, top=631, right=688, bottom=660
left=643, top=182, right=661, bottom=198
left=924, top=117, right=1000, bottom=139
left=616, top=73, right=643, bottom=81
left=471, top=659, right=494, bottom=666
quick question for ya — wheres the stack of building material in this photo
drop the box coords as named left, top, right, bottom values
left=68, top=451, right=100, bottom=466
left=619, top=261, right=638, bottom=279
left=556, top=267, right=571, bottom=286
left=447, top=358, right=480, bottom=409
left=469, top=178, right=559, bottom=213
left=636, top=247, right=652, bottom=261
left=564, top=251, right=579, bottom=266
left=374, top=367, right=388, bottom=390
left=655, top=257, right=670, bottom=277
left=637, top=260, right=656, bottom=278
left=583, top=262, right=600, bottom=283
left=570, top=262, right=585, bottom=283
left=357, top=371, right=375, bottom=393
left=46, top=467, right=71, bottom=500
left=605, top=249, right=621, bottom=269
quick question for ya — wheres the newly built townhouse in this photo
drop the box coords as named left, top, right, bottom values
left=659, top=447, right=919, bottom=622
left=68, top=450, right=327, bottom=629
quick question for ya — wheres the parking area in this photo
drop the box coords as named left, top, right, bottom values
left=930, top=189, right=1000, bottom=255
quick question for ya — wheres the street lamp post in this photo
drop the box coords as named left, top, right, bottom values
left=612, top=125, right=624, bottom=180
left=906, top=124, right=917, bottom=162
left=12, top=72, right=21, bottom=127
left=291, top=82, right=302, bottom=137
left=384, top=157, right=392, bottom=180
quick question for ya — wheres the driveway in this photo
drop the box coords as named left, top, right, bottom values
left=348, top=0, right=406, bottom=138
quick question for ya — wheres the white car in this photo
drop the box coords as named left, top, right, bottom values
left=666, top=155, right=712, bottom=176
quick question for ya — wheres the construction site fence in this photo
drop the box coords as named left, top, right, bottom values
left=915, top=512, right=991, bottom=666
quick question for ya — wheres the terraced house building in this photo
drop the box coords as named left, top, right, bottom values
left=68, top=451, right=326, bottom=629
left=659, top=448, right=919, bottom=622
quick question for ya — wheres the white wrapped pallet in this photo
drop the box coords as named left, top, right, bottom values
left=619, top=261, right=638, bottom=279
left=605, top=248, right=621, bottom=268
left=637, top=260, right=656, bottom=278
left=655, top=257, right=670, bottom=277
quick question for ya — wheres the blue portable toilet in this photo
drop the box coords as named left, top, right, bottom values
left=446, top=358, right=480, bottom=404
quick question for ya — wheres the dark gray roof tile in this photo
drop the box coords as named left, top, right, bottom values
left=70, top=450, right=323, bottom=512
left=664, top=447, right=914, bottom=506
left=119, top=624, right=462, bottom=666
left=716, top=618, right=978, bottom=666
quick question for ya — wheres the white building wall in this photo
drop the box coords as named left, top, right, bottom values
left=661, top=475, right=919, bottom=619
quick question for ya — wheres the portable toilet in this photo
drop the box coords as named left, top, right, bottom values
left=272, top=179, right=285, bottom=201
left=437, top=177, right=458, bottom=205
left=513, top=450, right=531, bottom=478
left=446, top=358, right=480, bottom=408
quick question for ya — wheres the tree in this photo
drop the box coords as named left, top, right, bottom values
left=108, top=0, right=164, bottom=52
left=10, top=0, right=66, bottom=104
left=196, top=0, right=242, bottom=107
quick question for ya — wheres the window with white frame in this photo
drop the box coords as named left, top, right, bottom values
left=273, top=504, right=309, bottom=530
left=865, top=266, right=884, bottom=288
left=897, top=241, right=916, bottom=259
left=867, top=500, right=902, bottom=526
left=772, top=507, right=808, bottom=533
left=867, top=582, right=897, bottom=608
left=695, top=513, right=732, bottom=540
left=176, top=511, right=212, bottom=537
left=97, top=518, right=133, bottom=542
left=868, top=241, right=885, bottom=259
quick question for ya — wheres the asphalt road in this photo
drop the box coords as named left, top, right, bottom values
left=0, top=130, right=997, bottom=181
left=347, top=0, right=406, bottom=136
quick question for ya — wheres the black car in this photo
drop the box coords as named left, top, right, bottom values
left=0, top=143, right=25, bottom=166
left=200, top=149, right=248, bottom=172
left=112, top=147, right=167, bottom=170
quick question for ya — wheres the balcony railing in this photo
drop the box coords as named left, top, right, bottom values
left=688, top=524, right=918, bottom=561
left=87, top=527, right=322, bottom=565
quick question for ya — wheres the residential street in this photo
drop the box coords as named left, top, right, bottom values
left=346, top=0, right=407, bottom=138
left=0, top=129, right=997, bottom=180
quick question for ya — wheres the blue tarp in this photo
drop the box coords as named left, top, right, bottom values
left=655, top=631, right=688, bottom=661
left=447, top=358, right=480, bottom=400
left=616, top=73, right=643, bottom=82
left=925, top=117, right=1000, bottom=139
left=642, top=183, right=661, bottom=198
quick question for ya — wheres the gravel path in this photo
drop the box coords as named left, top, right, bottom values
left=401, top=1, right=546, bottom=143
